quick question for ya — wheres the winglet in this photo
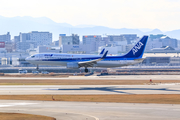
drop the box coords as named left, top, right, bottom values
left=101, top=51, right=108, bottom=59
left=100, top=48, right=105, bottom=55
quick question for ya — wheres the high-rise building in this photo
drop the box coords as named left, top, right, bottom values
left=59, top=34, right=79, bottom=46
left=16, top=31, right=52, bottom=51
left=14, top=36, right=20, bottom=51
left=0, top=32, right=11, bottom=42
left=83, top=35, right=103, bottom=52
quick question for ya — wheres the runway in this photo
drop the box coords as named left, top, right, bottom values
left=0, top=84, right=180, bottom=95
left=1, top=75, right=180, bottom=120
left=0, top=100, right=180, bottom=120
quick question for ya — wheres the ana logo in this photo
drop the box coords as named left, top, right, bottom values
left=132, top=42, right=144, bottom=55
left=73, top=46, right=79, bottom=48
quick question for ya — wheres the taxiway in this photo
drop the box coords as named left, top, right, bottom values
left=0, top=84, right=180, bottom=95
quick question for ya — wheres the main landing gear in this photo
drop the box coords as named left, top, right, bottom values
left=85, top=67, right=89, bottom=73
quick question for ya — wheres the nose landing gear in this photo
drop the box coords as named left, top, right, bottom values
left=36, top=65, right=39, bottom=70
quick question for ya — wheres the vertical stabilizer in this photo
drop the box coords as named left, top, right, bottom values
left=123, top=36, right=148, bottom=58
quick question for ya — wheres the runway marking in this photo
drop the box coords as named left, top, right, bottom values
left=62, top=111, right=99, bottom=120
left=0, top=101, right=99, bottom=120
left=0, top=103, right=38, bottom=108
left=158, top=83, right=180, bottom=85
left=81, top=113, right=99, bottom=120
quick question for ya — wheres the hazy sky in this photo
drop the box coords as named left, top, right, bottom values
left=0, top=0, right=180, bottom=30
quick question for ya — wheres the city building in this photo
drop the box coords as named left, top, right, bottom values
left=36, top=46, right=60, bottom=53
left=59, top=34, right=79, bottom=46
left=98, top=46, right=119, bottom=55
left=107, top=34, right=137, bottom=44
left=145, top=34, right=178, bottom=52
left=13, top=36, right=20, bottom=51
left=0, top=42, right=6, bottom=53
left=0, top=32, right=11, bottom=52
left=16, top=31, right=52, bottom=51
left=52, top=40, right=59, bottom=46
left=98, top=43, right=133, bottom=55
left=149, top=34, right=165, bottom=40
left=145, top=38, right=162, bottom=51
left=81, top=34, right=138, bottom=53
left=62, top=44, right=91, bottom=54
left=0, top=32, right=11, bottom=42
left=161, top=36, right=177, bottom=49
left=83, top=35, right=103, bottom=52
left=119, top=34, right=138, bottom=44
left=5, top=42, right=15, bottom=52
left=98, top=34, right=138, bottom=54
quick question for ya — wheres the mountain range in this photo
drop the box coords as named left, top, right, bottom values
left=0, top=16, right=180, bottom=41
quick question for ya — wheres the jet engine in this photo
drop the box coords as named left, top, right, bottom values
left=67, top=62, right=79, bottom=69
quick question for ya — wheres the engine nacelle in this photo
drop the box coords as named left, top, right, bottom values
left=67, top=62, right=79, bottom=69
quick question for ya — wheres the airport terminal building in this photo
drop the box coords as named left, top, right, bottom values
left=142, top=53, right=180, bottom=66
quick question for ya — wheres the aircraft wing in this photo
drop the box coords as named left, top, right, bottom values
left=78, top=51, right=108, bottom=67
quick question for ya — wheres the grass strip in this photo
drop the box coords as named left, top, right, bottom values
left=0, top=94, right=180, bottom=104
left=0, top=113, right=56, bottom=120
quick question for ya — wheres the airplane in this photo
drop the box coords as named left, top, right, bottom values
left=25, top=36, right=148, bottom=73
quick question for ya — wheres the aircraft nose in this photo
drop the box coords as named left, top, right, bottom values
left=25, top=57, right=30, bottom=61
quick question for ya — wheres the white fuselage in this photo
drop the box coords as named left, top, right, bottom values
left=25, top=53, right=144, bottom=68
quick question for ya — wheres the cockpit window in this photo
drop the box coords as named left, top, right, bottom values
left=31, top=56, right=35, bottom=58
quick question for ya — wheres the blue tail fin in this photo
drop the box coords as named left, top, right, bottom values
left=99, top=48, right=105, bottom=55
left=123, top=36, right=148, bottom=58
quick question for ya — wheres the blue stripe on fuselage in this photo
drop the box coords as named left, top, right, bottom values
left=38, top=56, right=138, bottom=62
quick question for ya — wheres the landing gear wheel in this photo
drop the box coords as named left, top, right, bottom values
left=36, top=65, right=39, bottom=70
left=85, top=68, right=88, bottom=73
